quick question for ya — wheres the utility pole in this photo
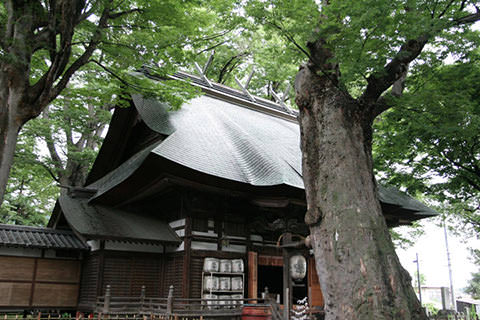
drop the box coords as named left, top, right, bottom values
left=443, top=221, right=456, bottom=311
left=414, top=253, right=422, bottom=306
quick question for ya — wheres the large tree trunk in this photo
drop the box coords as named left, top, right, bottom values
left=0, top=0, right=110, bottom=206
left=295, top=66, right=426, bottom=319
left=0, top=98, right=24, bottom=205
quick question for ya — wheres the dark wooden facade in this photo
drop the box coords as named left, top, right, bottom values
left=70, top=186, right=323, bottom=311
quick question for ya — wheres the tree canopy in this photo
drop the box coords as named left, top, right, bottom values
left=374, top=58, right=480, bottom=234
left=0, top=0, right=240, bottom=205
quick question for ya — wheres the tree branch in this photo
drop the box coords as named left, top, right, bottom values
left=108, top=8, right=142, bottom=19
left=360, top=35, right=429, bottom=109
left=370, top=63, right=410, bottom=117
left=63, top=96, right=74, bottom=147
left=90, top=59, right=131, bottom=87
left=217, top=52, right=250, bottom=84
left=46, top=2, right=112, bottom=103
left=437, top=0, right=456, bottom=18
left=267, top=21, right=312, bottom=61
left=42, top=107, right=64, bottom=175
left=462, top=175, right=480, bottom=193
left=39, top=161, right=61, bottom=183
left=440, top=150, right=479, bottom=178
left=453, top=11, right=480, bottom=25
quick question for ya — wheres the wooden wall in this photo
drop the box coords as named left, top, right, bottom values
left=78, top=253, right=100, bottom=311
left=0, top=256, right=81, bottom=309
left=78, top=251, right=185, bottom=311
left=102, top=253, right=164, bottom=297
left=163, top=254, right=184, bottom=298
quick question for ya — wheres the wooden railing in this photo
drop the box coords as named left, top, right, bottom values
left=96, top=285, right=276, bottom=318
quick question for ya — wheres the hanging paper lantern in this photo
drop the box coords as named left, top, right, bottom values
left=290, top=255, right=307, bottom=280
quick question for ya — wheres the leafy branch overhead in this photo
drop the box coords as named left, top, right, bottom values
left=0, top=0, right=242, bottom=205
left=374, top=60, right=480, bottom=234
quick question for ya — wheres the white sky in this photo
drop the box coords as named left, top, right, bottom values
left=396, top=218, right=480, bottom=298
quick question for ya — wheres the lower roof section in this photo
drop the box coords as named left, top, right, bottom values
left=0, top=223, right=88, bottom=250
left=59, top=194, right=181, bottom=244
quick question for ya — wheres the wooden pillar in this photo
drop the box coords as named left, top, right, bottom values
left=215, top=213, right=222, bottom=251
left=282, top=234, right=292, bottom=320
left=245, top=218, right=252, bottom=252
left=308, top=257, right=324, bottom=308
left=140, top=285, right=146, bottom=306
left=182, top=214, right=192, bottom=298
left=28, top=258, right=38, bottom=307
left=97, top=241, right=106, bottom=297
left=248, top=251, right=258, bottom=301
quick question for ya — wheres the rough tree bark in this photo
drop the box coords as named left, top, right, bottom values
left=294, top=35, right=430, bottom=318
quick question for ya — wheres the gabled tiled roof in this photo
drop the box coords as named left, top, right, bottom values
left=59, top=194, right=181, bottom=244
left=0, top=224, right=88, bottom=250
left=83, top=71, right=436, bottom=223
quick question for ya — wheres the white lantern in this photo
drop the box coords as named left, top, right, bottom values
left=290, top=255, right=307, bottom=280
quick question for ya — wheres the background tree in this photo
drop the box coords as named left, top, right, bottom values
left=0, top=68, right=114, bottom=225
left=465, top=249, right=480, bottom=299
left=0, top=132, right=56, bottom=225
left=374, top=59, right=480, bottom=234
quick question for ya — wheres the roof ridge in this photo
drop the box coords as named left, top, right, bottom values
left=173, top=71, right=298, bottom=115
left=143, top=70, right=299, bottom=122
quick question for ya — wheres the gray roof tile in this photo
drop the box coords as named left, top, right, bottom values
left=59, top=194, right=181, bottom=244
left=0, top=224, right=88, bottom=250
left=89, top=73, right=436, bottom=220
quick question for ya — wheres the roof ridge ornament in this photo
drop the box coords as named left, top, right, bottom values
left=235, top=69, right=256, bottom=102
left=194, top=51, right=215, bottom=88
left=270, top=83, right=294, bottom=113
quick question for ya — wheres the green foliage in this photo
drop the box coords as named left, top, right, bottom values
left=0, top=134, right=55, bottom=226
left=390, top=222, right=425, bottom=249
left=424, top=302, right=439, bottom=316
left=465, top=271, right=480, bottom=299
left=413, top=271, right=427, bottom=288
left=465, top=249, right=480, bottom=299
left=2, top=0, right=480, bottom=231
left=244, top=0, right=479, bottom=97
left=373, top=58, right=480, bottom=234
